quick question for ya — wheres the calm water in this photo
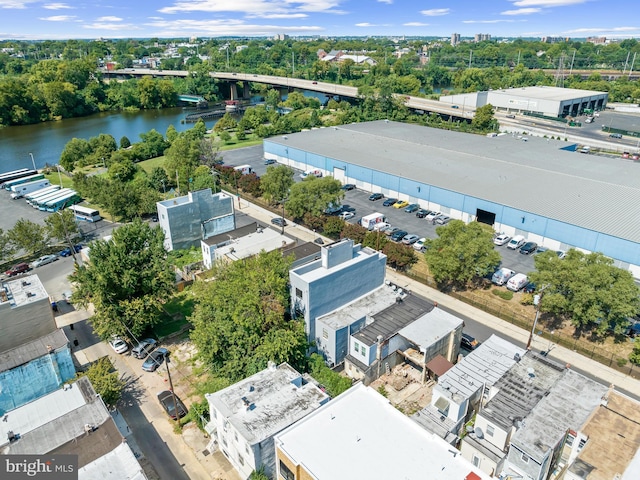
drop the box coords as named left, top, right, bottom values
left=0, top=107, right=212, bottom=171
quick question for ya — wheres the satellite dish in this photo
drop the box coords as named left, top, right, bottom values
left=475, top=427, right=484, bottom=439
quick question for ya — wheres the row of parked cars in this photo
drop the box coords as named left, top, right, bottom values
left=4, top=244, right=84, bottom=277
left=108, top=336, right=187, bottom=419
left=368, top=193, right=453, bottom=225
left=494, top=233, right=566, bottom=258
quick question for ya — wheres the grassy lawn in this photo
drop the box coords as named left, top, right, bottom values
left=137, top=155, right=166, bottom=173
left=153, top=289, right=195, bottom=339
left=43, top=172, right=74, bottom=189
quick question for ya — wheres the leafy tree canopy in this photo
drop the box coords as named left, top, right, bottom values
left=81, top=357, right=124, bottom=408
left=7, top=218, right=49, bottom=255
left=424, top=220, right=501, bottom=288
left=44, top=209, right=79, bottom=244
left=69, top=219, right=174, bottom=340
left=189, top=250, right=308, bottom=381
left=286, top=176, right=343, bottom=219
left=528, top=250, right=640, bottom=335
left=260, top=164, right=294, bottom=204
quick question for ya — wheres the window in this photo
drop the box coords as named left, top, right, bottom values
left=279, top=460, right=295, bottom=480
left=222, top=437, right=227, bottom=447
left=323, top=328, right=328, bottom=340
left=295, top=288, right=302, bottom=299
left=360, top=346, right=366, bottom=357
left=245, top=443, right=250, bottom=455
left=486, top=425, right=494, bottom=437
left=238, top=454, right=244, bottom=466
left=565, top=435, right=574, bottom=447
left=354, top=342, right=360, bottom=353
left=578, top=438, right=587, bottom=449
left=521, top=453, right=529, bottom=463
left=234, top=431, right=238, bottom=442
left=212, top=409, right=217, bottom=419
left=472, top=455, right=480, bottom=468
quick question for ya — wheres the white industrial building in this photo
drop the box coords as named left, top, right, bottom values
left=440, top=86, right=608, bottom=118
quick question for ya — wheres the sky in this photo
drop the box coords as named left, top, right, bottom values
left=0, top=0, right=638, bottom=41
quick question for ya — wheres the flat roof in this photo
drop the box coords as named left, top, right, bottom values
left=480, top=353, right=565, bottom=432
left=267, top=121, right=640, bottom=244
left=202, top=221, right=259, bottom=246
left=0, top=328, right=68, bottom=372
left=510, top=369, right=607, bottom=463
left=291, top=243, right=381, bottom=283
left=490, top=86, right=608, bottom=102
left=2, top=274, right=49, bottom=307
left=398, top=307, right=464, bottom=351
left=352, top=293, right=434, bottom=346
left=437, top=335, right=526, bottom=401
left=316, top=283, right=399, bottom=331
left=215, top=228, right=294, bottom=260
left=205, top=363, right=329, bottom=445
left=275, top=383, right=490, bottom=480
left=567, top=390, right=640, bottom=480
left=78, top=443, right=147, bottom=480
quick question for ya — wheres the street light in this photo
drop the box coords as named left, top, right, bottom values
left=29, top=152, right=36, bottom=171
left=527, top=285, right=548, bottom=350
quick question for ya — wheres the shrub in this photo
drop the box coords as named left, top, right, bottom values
left=492, top=289, right=514, bottom=300
left=308, top=353, right=352, bottom=398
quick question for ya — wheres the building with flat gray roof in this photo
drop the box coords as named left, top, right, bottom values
left=274, top=383, right=490, bottom=480
left=204, top=362, right=329, bottom=480
left=440, top=86, right=608, bottom=117
left=264, top=120, right=640, bottom=276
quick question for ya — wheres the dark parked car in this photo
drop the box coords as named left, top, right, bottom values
left=519, top=242, right=538, bottom=255
left=416, top=209, right=431, bottom=218
left=271, top=217, right=287, bottom=227
left=368, top=193, right=384, bottom=201
left=5, top=262, right=30, bottom=277
left=383, top=198, right=398, bottom=207
left=264, top=158, right=276, bottom=165
left=461, top=333, right=479, bottom=350
left=341, top=184, right=356, bottom=191
left=142, top=347, right=169, bottom=372
left=390, top=230, right=408, bottom=242
left=59, top=244, right=82, bottom=257
left=610, top=133, right=623, bottom=139
left=523, top=283, right=536, bottom=294
left=157, top=390, right=188, bottom=419
left=404, top=204, right=420, bottom=213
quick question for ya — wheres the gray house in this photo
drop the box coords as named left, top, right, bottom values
left=157, top=188, right=235, bottom=251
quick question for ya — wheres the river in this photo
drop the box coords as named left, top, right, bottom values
left=0, top=107, right=219, bottom=172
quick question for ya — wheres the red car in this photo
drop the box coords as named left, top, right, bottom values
left=5, top=262, right=30, bottom=277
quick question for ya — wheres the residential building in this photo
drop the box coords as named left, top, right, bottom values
left=502, top=370, right=607, bottom=480
left=289, top=238, right=386, bottom=343
left=156, top=188, right=235, bottom=251
left=345, top=293, right=462, bottom=384
left=204, top=362, right=329, bottom=480
left=0, top=329, right=75, bottom=414
left=201, top=221, right=294, bottom=269
left=274, top=383, right=491, bottom=480
left=460, top=352, right=566, bottom=476
left=475, top=33, right=491, bottom=42
left=451, top=33, right=461, bottom=46
left=586, top=37, right=607, bottom=44
left=563, top=389, right=640, bottom=480
left=413, top=335, right=526, bottom=444
left=0, top=376, right=146, bottom=479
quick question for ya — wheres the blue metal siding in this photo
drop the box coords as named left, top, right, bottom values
left=544, top=219, right=599, bottom=252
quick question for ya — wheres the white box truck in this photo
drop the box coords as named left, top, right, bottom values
left=233, top=165, right=253, bottom=175
left=361, top=212, right=385, bottom=230
left=10, top=179, right=51, bottom=199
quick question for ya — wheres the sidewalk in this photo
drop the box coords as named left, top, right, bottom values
left=239, top=198, right=640, bottom=399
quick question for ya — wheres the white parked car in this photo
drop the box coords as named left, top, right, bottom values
left=493, top=233, right=511, bottom=246
left=339, top=211, right=355, bottom=221
left=109, top=337, right=129, bottom=354
left=425, top=211, right=441, bottom=222
left=413, top=238, right=427, bottom=251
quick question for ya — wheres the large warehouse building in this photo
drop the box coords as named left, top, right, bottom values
left=263, top=121, right=640, bottom=277
left=440, top=86, right=608, bottom=118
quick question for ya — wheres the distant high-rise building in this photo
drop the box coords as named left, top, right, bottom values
left=587, top=36, right=607, bottom=44
left=273, top=33, right=289, bottom=41
left=451, top=33, right=460, bottom=46
left=474, top=33, right=491, bottom=42
left=542, top=36, right=569, bottom=43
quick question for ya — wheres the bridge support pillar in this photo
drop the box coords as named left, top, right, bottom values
left=229, top=82, right=238, bottom=101
left=242, top=83, right=251, bottom=99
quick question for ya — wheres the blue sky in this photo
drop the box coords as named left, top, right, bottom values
left=1, top=0, right=638, bottom=40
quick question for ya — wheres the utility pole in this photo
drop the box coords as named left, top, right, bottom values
left=292, top=51, right=295, bottom=75
left=468, top=50, right=472, bottom=69
left=629, top=52, right=636, bottom=77
left=165, top=354, right=180, bottom=425
left=29, top=152, right=36, bottom=171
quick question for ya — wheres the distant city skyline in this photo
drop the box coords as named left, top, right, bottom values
left=0, top=0, right=638, bottom=41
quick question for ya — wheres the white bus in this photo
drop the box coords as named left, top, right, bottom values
left=69, top=205, right=102, bottom=222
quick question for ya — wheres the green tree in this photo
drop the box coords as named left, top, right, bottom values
left=213, top=112, right=237, bottom=132
left=149, top=166, right=170, bottom=192
left=199, top=137, right=223, bottom=168
left=44, top=209, right=79, bottom=244
left=308, top=353, right=352, bottom=397
left=163, top=133, right=200, bottom=192
left=424, top=220, right=501, bottom=288
left=60, top=137, right=91, bottom=171
left=472, top=103, right=499, bottom=132
left=382, top=242, right=417, bottom=271
left=322, top=216, right=345, bottom=238
left=260, top=164, right=294, bottom=204
left=630, top=338, right=640, bottom=365
left=189, top=250, right=308, bottom=381
left=286, top=176, right=343, bottom=219
left=137, top=129, right=168, bottom=160
left=0, top=228, right=15, bottom=261
left=82, top=357, right=124, bottom=408
left=69, top=219, right=174, bottom=340
left=7, top=219, right=49, bottom=255
left=341, top=223, right=367, bottom=245
left=528, top=250, right=640, bottom=335
left=120, top=136, right=131, bottom=149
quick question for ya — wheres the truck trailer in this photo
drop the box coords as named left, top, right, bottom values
left=10, top=179, right=51, bottom=199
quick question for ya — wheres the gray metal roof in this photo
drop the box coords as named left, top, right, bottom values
left=0, top=329, right=68, bottom=372
left=269, top=121, right=640, bottom=243
left=490, top=86, right=608, bottom=102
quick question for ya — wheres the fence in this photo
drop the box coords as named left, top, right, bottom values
left=406, top=271, right=640, bottom=379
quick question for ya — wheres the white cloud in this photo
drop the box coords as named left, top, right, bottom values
left=377, top=0, right=393, bottom=3
left=144, top=18, right=323, bottom=36
left=463, top=19, right=516, bottom=24
left=564, top=26, right=640, bottom=34
left=246, top=13, right=308, bottom=18
left=159, top=0, right=344, bottom=16
left=0, top=0, right=39, bottom=9
left=96, top=16, right=123, bottom=22
left=513, top=0, right=586, bottom=6
left=43, top=2, right=73, bottom=9
left=39, top=15, right=76, bottom=21
left=403, top=22, right=429, bottom=26
left=420, top=8, right=450, bottom=16
left=502, top=8, right=541, bottom=15
left=83, top=22, right=140, bottom=31
left=355, top=22, right=375, bottom=27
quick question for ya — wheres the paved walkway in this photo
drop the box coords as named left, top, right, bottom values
left=239, top=197, right=640, bottom=400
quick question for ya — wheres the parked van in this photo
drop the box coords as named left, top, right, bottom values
left=507, top=235, right=526, bottom=250
left=492, top=267, right=516, bottom=286
left=233, top=165, right=253, bottom=175
left=300, top=169, right=322, bottom=179
left=506, top=273, right=529, bottom=292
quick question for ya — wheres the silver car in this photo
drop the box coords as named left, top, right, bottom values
left=402, top=234, right=420, bottom=245
left=31, top=254, right=58, bottom=268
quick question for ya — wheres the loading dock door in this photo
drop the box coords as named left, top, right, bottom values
left=333, top=167, right=345, bottom=183
left=476, top=209, right=496, bottom=226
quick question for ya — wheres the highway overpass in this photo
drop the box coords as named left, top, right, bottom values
left=100, top=68, right=475, bottom=118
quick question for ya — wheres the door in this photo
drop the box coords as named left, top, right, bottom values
left=333, top=167, right=345, bottom=183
